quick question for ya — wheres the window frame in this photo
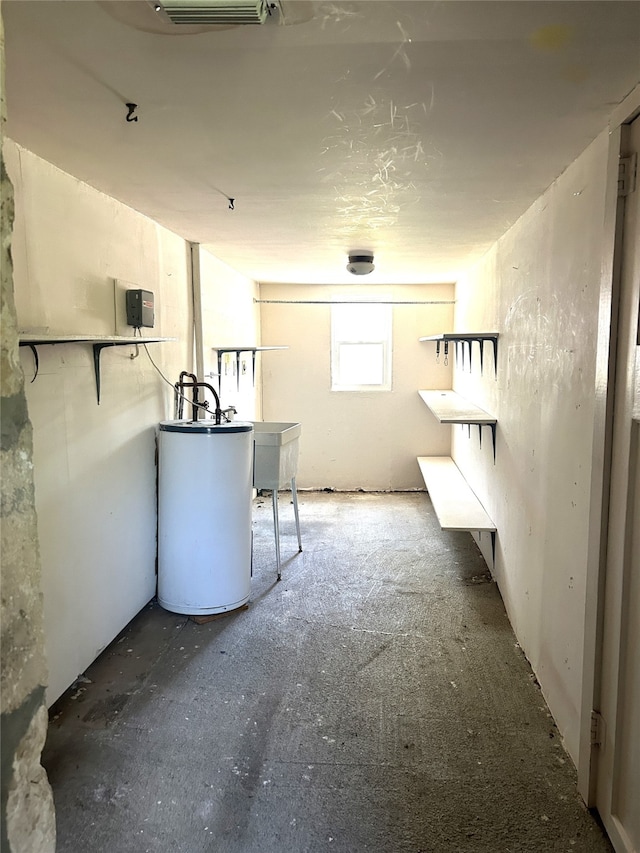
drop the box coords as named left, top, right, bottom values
left=330, top=298, right=392, bottom=392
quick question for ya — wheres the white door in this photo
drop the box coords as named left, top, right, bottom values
left=596, top=115, right=640, bottom=852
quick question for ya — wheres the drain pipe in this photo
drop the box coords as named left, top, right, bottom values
left=189, top=241, right=205, bottom=382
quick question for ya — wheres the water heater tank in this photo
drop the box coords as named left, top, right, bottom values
left=157, top=420, right=254, bottom=616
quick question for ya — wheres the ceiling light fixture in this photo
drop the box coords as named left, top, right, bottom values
left=347, top=253, right=375, bottom=276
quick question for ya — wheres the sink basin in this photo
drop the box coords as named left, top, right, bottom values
left=250, top=422, right=301, bottom=489
left=251, top=421, right=301, bottom=446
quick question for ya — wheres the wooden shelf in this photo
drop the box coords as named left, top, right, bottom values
left=419, top=333, right=499, bottom=343
left=417, top=456, right=496, bottom=560
left=19, top=334, right=175, bottom=403
left=211, top=346, right=289, bottom=353
left=212, top=346, right=288, bottom=391
left=419, top=390, right=497, bottom=458
left=19, top=334, right=173, bottom=344
left=418, top=390, right=495, bottom=425
left=419, top=332, right=498, bottom=374
left=417, top=456, right=495, bottom=532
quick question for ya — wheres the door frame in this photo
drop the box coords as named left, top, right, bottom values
left=579, top=85, right=640, bottom=806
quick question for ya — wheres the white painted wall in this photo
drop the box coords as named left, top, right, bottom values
left=199, top=250, right=261, bottom=421
left=451, top=131, right=610, bottom=765
left=5, top=141, right=259, bottom=704
left=259, top=283, right=454, bottom=491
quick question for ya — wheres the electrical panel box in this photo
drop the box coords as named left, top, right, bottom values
left=126, top=289, right=154, bottom=328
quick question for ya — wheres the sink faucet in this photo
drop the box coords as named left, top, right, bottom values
left=174, top=372, right=223, bottom=423
left=220, top=405, right=237, bottom=422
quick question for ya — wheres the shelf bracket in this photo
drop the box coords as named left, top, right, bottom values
left=475, top=423, right=497, bottom=461
left=214, top=349, right=255, bottom=392
left=216, top=350, right=223, bottom=393
left=478, top=530, right=497, bottom=566
left=27, top=344, right=39, bottom=383
left=474, top=422, right=497, bottom=462
left=92, top=342, right=122, bottom=404
left=473, top=335, right=498, bottom=375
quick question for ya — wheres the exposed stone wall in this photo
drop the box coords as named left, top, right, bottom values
left=0, top=3, right=56, bottom=850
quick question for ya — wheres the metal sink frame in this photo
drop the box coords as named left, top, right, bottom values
left=250, top=422, right=302, bottom=580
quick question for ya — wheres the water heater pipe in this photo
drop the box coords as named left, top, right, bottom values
left=189, top=241, right=205, bottom=381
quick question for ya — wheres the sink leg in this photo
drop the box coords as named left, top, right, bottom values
left=272, top=490, right=282, bottom=581
left=291, top=477, right=302, bottom=553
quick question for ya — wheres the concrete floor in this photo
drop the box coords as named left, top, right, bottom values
left=43, top=492, right=612, bottom=853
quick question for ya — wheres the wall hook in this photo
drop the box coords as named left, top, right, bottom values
left=228, top=198, right=235, bottom=210
left=125, top=103, right=138, bottom=122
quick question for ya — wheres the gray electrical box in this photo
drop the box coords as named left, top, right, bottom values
left=126, top=289, right=154, bottom=328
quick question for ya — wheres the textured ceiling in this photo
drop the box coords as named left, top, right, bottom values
left=3, top=1, right=640, bottom=284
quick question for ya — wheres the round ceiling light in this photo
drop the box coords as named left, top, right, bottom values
left=347, top=253, right=375, bottom=275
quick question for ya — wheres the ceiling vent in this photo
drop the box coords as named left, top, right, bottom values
left=154, top=0, right=270, bottom=25
left=347, top=253, right=375, bottom=276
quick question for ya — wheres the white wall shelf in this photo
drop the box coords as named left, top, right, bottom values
left=212, top=346, right=288, bottom=391
left=419, top=332, right=499, bottom=374
left=419, top=389, right=497, bottom=459
left=19, top=334, right=175, bottom=404
left=417, top=455, right=496, bottom=559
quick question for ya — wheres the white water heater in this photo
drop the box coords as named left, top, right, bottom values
left=157, top=420, right=254, bottom=615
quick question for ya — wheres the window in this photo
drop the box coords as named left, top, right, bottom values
left=331, top=300, right=392, bottom=391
